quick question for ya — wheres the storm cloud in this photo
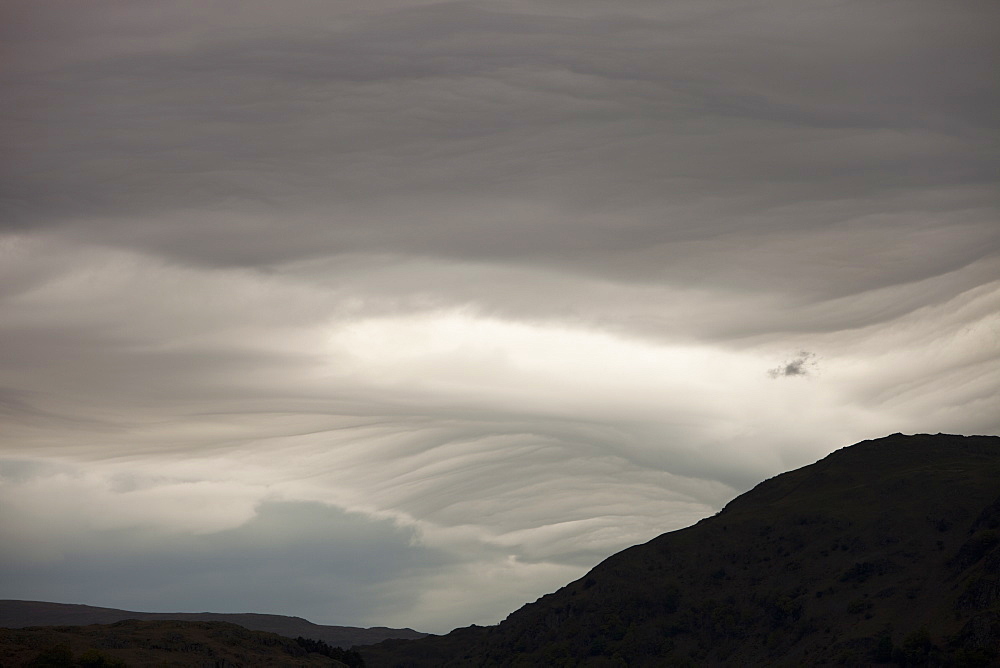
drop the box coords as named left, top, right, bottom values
left=1, top=0, right=998, bottom=633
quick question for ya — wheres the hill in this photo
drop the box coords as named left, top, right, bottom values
left=361, top=433, right=1000, bottom=667
left=0, top=601, right=425, bottom=649
left=0, top=618, right=363, bottom=667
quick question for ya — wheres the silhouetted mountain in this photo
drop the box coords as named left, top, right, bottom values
left=361, top=433, right=1000, bottom=667
left=0, top=600, right=425, bottom=649
left=0, top=618, right=364, bottom=667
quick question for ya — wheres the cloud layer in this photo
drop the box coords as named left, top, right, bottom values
left=1, top=0, right=998, bottom=633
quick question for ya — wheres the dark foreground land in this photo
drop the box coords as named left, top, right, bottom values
left=0, top=618, right=363, bottom=667
left=361, top=433, right=1000, bottom=667
left=0, top=601, right=424, bottom=650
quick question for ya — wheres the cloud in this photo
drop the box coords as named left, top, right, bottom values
left=2, top=231, right=999, bottom=630
left=0, top=0, right=998, bottom=634
left=3, top=1, right=996, bottom=296
left=768, top=351, right=818, bottom=379
left=0, top=465, right=448, bottom=626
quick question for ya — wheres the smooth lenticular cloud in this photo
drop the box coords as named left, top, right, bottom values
left=2, top=237, right=997, bottom=633
left=1, top=0, right=998, bottom=634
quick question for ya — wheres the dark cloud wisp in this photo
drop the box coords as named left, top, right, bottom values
left=768, top=351, right=818, bottom=379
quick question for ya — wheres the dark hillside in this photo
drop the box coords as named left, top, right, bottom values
left=362, top=433, right=1000, bottom=667
left=0, top=619, right=363, bottom=667
left=0, top=600, right=425, bottom=649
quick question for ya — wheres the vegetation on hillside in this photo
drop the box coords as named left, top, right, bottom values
left=0, top=601, right=425, bottom=649
left=0, top=619, right=362, bottom=667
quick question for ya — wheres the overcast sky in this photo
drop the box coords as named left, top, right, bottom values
left=1, top=0, right=998, bottom=634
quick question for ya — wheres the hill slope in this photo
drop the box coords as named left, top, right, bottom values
left=0, top=600, right=425, bottom=649
left=0, top=619, right=363, bottom=667
left=362, top=433, right=1000, bottom=667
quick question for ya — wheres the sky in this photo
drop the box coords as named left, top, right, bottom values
left=1, top=0, right=998, bottom=635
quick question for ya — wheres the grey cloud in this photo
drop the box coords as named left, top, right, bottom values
left=0, top=458, right=76, bottom=484
left=768, top=351, right=817, bottom=378
left=0, top=498, right=447, bottom=625
left=3, top=1, right=996, bottom=304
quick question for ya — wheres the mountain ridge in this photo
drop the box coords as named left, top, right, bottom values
left=0, top=599, right=426, bottom=649
left=0, top=619, right=363, bottom=667
left=361, top=433, right=1000, bottom=666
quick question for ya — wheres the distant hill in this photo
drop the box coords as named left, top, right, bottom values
left=0, top=618, right=363, bottom=667
left=0, top=600, right=425, bottom=649
left=362, top=433, right=1000, bottom=666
